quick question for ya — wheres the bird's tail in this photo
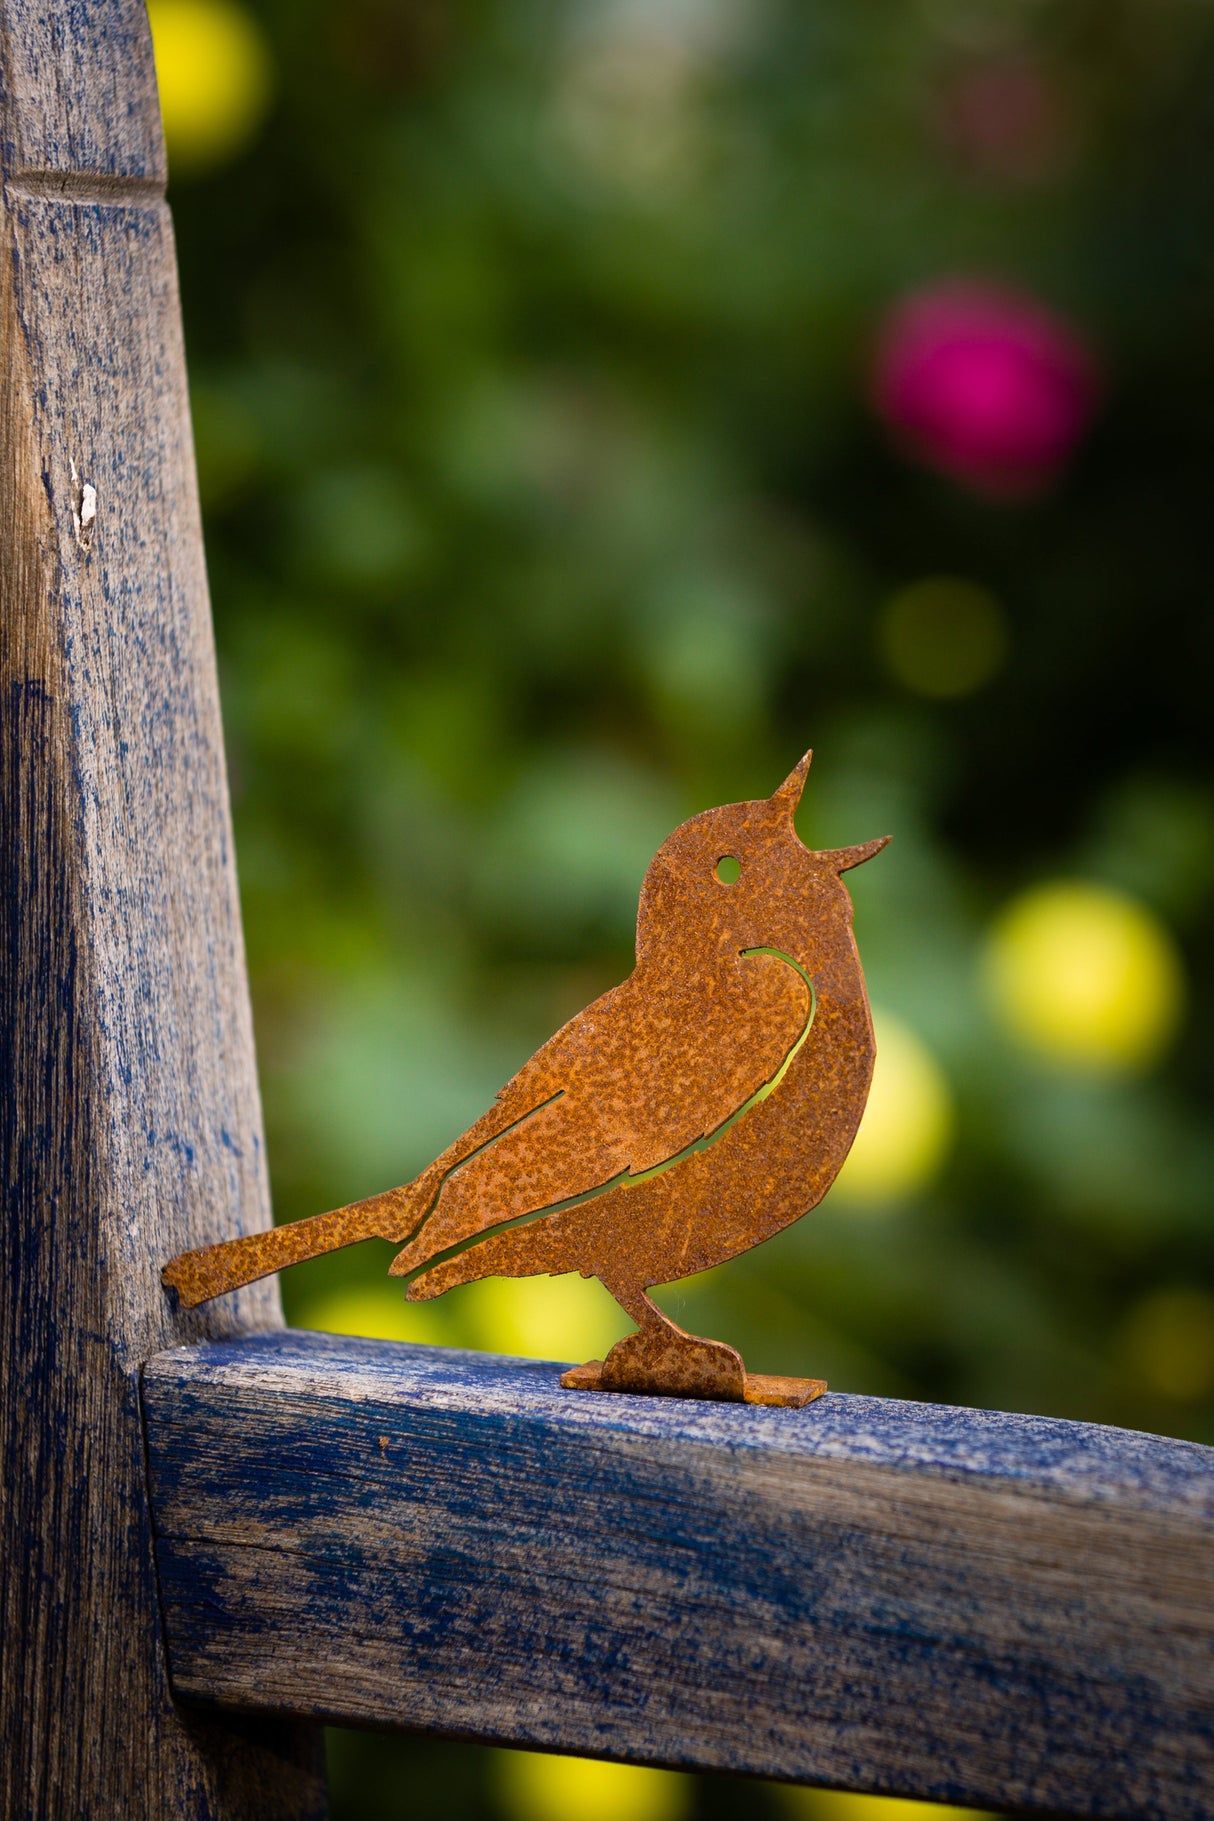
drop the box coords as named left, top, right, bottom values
left=161, top=1177, right=435, bottom=1309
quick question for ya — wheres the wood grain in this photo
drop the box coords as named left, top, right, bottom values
left=145, top=1331, right=1214, bottom=1820
left=0, top=4, right=323, bottom=1813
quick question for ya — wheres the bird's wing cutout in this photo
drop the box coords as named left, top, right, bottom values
left=386, top=947, right=814, bottom=1285
left=550, top=945, right=814, bottom=1176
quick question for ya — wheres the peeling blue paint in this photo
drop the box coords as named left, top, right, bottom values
left=144, top=1333, right=1214, bottom=1817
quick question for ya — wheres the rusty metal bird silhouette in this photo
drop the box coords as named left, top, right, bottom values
left=163, top=752, right=889, bottom=1405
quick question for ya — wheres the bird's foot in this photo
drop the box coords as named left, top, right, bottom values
left=561, top=1321, right=826, bottom=1408
left=604, top=1323, right=746, bottom=1399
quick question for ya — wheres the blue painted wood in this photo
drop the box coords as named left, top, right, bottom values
left=0, top=5, right=323, bottom=1813
left=144, top=1330, right=1214, bottom=1820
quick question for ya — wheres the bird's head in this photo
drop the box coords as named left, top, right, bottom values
left=635, top=752, right=890, bottom=966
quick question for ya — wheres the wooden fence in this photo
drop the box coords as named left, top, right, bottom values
left=2, top=6, right=1211, bottom=1817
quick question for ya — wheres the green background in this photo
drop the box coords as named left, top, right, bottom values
left=160, top=1, right=1214, bottom=1815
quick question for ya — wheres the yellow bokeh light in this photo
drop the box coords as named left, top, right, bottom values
left=458, top=1271, right=630, bottom=1363
left=295, top=1266, right=629, bottom=1362
left=831, top=1014, right=955, bottom=1204
left=1124, top=1288, right=1214, bottom=1401
left=983, top=882, right=1184, bottom=1073
left=296, top=1282, right=447, bottom=1348
left=147, top=0, right=272, bottom=175
left=778, top=1789, right=988, bottom=1821
left=497, top=1750, right=689, bottom=1821
left=878, top=576, right=1008, bottom=700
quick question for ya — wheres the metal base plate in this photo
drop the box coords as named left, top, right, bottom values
left=561, top=1360, right=827, bottom=1408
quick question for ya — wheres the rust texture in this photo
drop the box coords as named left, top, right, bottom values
left=163, top=753, right=889, bottom=1403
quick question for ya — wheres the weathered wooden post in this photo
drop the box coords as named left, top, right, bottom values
left=0, top=4, right=324, bottom=1813
left=3, top=9, right=1212, bottom=1820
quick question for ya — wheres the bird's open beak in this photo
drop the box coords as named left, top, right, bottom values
left=820, top=835, right=891, bottom=873
left=770, top=750, right=813, bottom=820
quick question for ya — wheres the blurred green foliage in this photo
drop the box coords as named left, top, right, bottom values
left=157, top=0, right=1214, bottom=1814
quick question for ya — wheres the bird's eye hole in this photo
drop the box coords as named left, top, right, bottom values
left=715, top=855, right=742, bottom=885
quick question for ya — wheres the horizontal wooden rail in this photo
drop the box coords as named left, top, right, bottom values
left=142, top=1331, right=1214, bottom=1820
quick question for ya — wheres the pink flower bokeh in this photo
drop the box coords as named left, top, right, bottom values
left=871, top=282, right=1099, bottom=497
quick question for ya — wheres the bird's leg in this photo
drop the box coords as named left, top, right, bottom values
left=561, top=1283, right=826, bottom=1408
left=562, top=1283, right=746, bottom=1401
